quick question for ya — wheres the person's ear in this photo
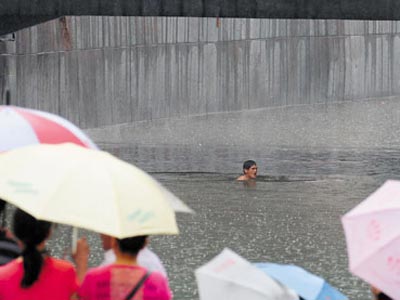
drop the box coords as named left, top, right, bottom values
left=110, top=237, right=119, bottom=251
left=144, top=237, right=149, bottom=248
left=100, top=234, right=113, bottom=251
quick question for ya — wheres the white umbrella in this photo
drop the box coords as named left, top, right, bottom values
left=0, top=143, right=192, bottom=238
left=195, top=248, right=299, bottom=300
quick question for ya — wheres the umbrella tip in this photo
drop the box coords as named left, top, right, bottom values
left=5, top=90, right=10, bottom=106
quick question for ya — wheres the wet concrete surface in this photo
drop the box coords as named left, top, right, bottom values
left=19, top=144, right=400, bottom=300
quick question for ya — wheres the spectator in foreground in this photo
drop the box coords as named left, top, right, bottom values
left=0, top=208, right=81, bottom=300
left=100, top=234, right=168, bottom=278
left=79, top=235, right=172, bottom=300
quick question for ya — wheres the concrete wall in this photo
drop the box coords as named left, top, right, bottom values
left=2, top=16, right=400, bottom=149
left=6, top=17, right=400, bottom=129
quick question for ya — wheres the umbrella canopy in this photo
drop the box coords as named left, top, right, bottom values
left=255, top=263, right=347, bottom=300
left=342, top=180, right=400, bottom=300
left=0, top=105, right=97, bottom=151
left=195, top=248, right=299, bottom=300
left=0, top=143, right=192, bottom=238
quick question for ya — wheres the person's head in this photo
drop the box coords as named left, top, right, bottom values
left=114, top=235, right=148, bottom=257
left=377, top=294, right=393, bottom=300
left=371, top=286, right=393, bottom=300
left=13, top=209, right=52, bottom=288
left=242, top=160, right=257, bottom=179
left=374, top=292, right=392, bottom=300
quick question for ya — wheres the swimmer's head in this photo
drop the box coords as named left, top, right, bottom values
left=243, top=160, right=257, bottom=179
left=243, top=160, right=256, bottom=170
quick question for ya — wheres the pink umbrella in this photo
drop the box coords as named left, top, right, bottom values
left=342, top=180, right=400, bottom=300
left=0, top=105, right=98, bottom=151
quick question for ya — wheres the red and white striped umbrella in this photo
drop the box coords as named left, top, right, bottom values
left=0, top=105, right=98, bottom=152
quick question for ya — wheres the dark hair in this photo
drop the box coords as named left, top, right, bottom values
left=0, top=199, right=6, bottom=214
left=243, top=160, right=256, bottom=170
left=13, top=209, right=52, bottom=288
left=0, top=199, right=6, bottom=232
left=377, top=293, right=392, bottom=300
left=117, top=236, right=147, bottom=256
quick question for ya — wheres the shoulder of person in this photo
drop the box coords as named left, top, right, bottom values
left=0, top=258, right=20, bottom=277
left=46, top=257, right=76, bottom=271
left=147, top=271, right=169, bottom=285
left=144, top=271, right=172, bottom=299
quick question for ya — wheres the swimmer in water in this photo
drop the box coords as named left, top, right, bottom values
left=237, top=160, right=257, bottom=181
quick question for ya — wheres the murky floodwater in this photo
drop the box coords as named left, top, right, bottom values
left=34, top=144, right=400, bottom=299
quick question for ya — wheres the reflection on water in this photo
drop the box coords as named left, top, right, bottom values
left=42, top=144, right=400, bottom=299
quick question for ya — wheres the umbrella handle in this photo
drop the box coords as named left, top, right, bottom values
left=72, top=227, right=78, bottom=254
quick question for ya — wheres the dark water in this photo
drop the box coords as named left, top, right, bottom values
left=43, top=144, right=400, bottom=300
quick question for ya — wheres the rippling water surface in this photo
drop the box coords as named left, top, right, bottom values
left=41, top=144, right=400, bottom=300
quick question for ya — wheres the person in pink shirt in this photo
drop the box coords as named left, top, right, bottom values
left=0, top=208, right=80, bottom=300
left=79, top=235, right=172, bottom=300
left=99, top=234, right=168, bottom=278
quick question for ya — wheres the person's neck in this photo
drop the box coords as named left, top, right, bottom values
left=114, top=253, right=138, bottom=265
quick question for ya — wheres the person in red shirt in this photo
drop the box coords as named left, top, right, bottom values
left=0, top=209, right=80, bottom=300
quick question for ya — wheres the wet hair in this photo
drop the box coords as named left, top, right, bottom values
left=117, top=235, right=147, bottom=256
left=0, top=199, right=6, bottom=232
left=13, top=209, right=52, bottom=288
left=377, top=293, right=392, bottom=300
left=243, top=160, right=256, bottom=171
left=0, top=199, right=6, bottom=214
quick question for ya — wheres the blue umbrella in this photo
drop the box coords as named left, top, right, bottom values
left=255, top=263, right=348, bottom=300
